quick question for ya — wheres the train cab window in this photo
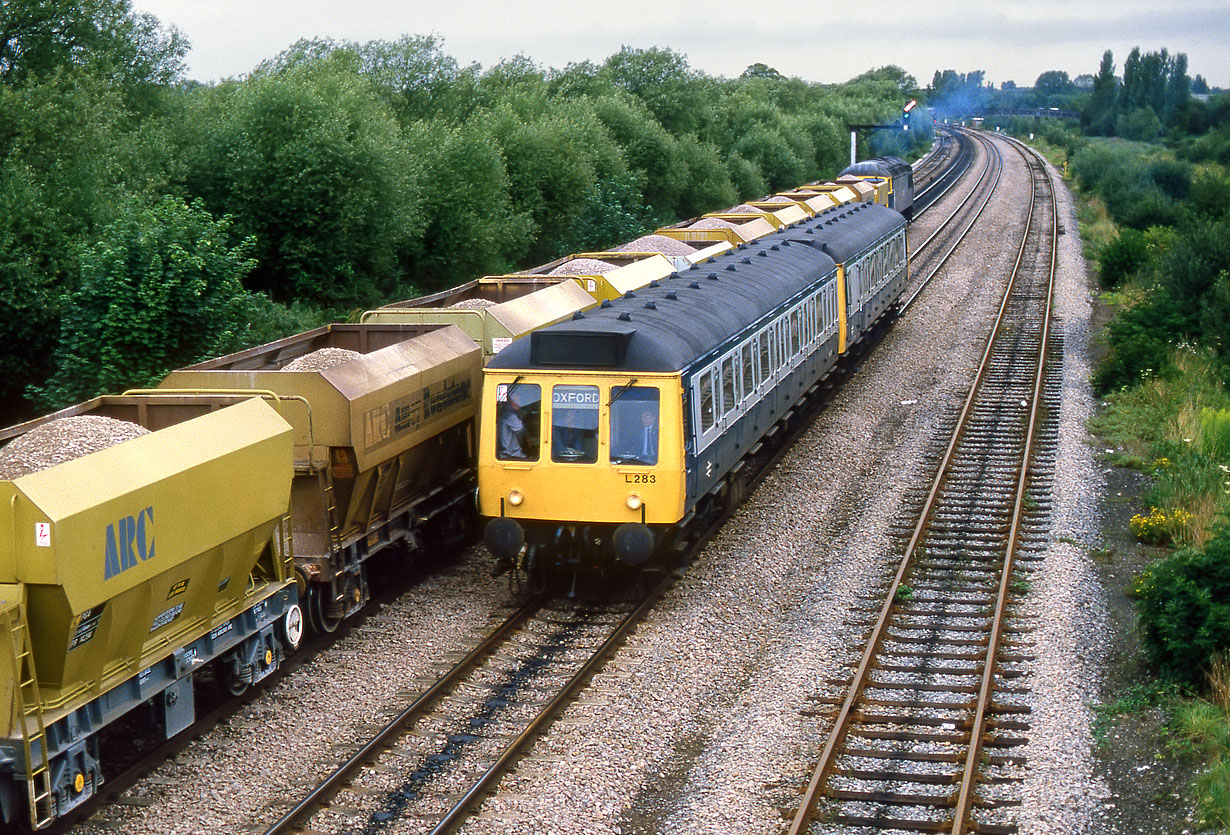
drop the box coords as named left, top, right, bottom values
left=610, top=386, right=660, bottom=466
left=551, top=384, right=599, bottom=463
left=722, top=356, right=737, bottom=417
left=496, top=382, right=541, bottom=461
left=699, top=372, right=716, bottom=434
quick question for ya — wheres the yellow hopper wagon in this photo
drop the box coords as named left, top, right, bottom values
left=0, top=395, right=297, bottom=829
left=159, top=323, right=482, bottom=634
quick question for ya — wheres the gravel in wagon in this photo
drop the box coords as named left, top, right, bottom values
left=281, top=347, right=362, bottom=372
left=0, top=416, right=149, bottom=479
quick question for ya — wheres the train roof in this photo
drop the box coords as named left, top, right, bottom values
left=840, top=156, right=912, bottom=179
left=489, top=202, right=905, bottom=375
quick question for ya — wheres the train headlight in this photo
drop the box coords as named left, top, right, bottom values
left=508, top=489, right=524, bottom=507
left=626, top=493, right=642, bottom=511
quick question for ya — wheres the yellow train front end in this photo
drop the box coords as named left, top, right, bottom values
left=478, top=369, right=685, bottom=573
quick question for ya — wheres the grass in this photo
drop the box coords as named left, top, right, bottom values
left=1171, top=657, right=1230, bottom=829
left=1090, top=348, right=1230, bottom=546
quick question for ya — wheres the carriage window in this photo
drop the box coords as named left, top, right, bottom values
left=699, top=372, right=716, bottom=433
left=722, top=356, right=737, bottom=416
left=759, top=330, right=770, bottom=382
left=610, top=386, right=659, bottom=466
left=791, top=309, right=801, bottom=355
left=741, top=343, right=755, bottom=401
left=551, top=385, right=599, bottom=463
left=496, top=382, right=541, bottom=461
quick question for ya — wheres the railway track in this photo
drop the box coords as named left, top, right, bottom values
left=257, top=581, right=664, bottom=835
left=912, top=130, right=969, bottom=216
left=785, top=133, right=1060, bottom=835
left=903, top=129, right=1005, bottom=311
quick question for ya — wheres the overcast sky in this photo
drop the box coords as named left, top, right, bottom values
left=132, top=0, right=1230, bottom=89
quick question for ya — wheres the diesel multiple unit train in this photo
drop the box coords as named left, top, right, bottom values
left=480, top=201, right=908, bottom=577
left=0, top=156, right=913, bottom=828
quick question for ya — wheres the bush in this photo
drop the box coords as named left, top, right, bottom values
left=1137, top=524, right=1230, bottom=684
left=34, top=196, right=257, bottom=408
left=1093, top=291, right=1187, bottom=394
left=1098, top=228, right=1151, bottom=288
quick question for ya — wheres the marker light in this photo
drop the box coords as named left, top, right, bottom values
left=626, top=494, right=642, bottom=511
left=508, top=490, right=524, bottom=507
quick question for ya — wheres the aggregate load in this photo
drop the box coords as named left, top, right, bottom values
left=687, top=217, right=737, bottom=229
left=762, top=195, right=794, bottom=203
left=612, top=235, right=698, bottom=256
left=450, top=298, right=498, bottom=309
left=549, top=258, right=618, bottom=275
left=726, top=204, right=763, bottom=213
left=0, top=416, right=150, bottom=479
left=283, top=348, right=362, bottom=372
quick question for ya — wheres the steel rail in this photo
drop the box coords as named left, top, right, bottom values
left=901, top=131, right=1005, bottom=312
left=949, top=143, right=1057, bottom=834
left=426, top=571, right=675, bottom=834
left=913, top=130, right=970, bottom=218
left=260, top=594, right=547, bottom=835
left=785, top=132, right=1054, bottom=835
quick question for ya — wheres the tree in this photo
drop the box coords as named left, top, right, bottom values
left=1085, top=50, right=1119, bottom=135
left=179, top=59, right=419, bottom=307
left=35, top=197, right=257, bottom=408
left=1034, top=70, right=1073, bottom=102
left=0, top=0, right=186, bottom=88
left=600, top=46, right=703, bottom=134
left=741, top=63, right=783, bottom=81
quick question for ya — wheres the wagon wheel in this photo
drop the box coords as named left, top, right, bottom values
left=308, top=585, right=344, bottom=634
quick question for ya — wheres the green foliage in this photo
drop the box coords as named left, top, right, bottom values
left=0, top=68, right=175, bottom=418
left=179, top=59, right=419, bottom=307
left=725, top=153, right=767, bottom=201
left=1137, top=525, right=1230, bottom=684
left=35, top=196, right=257, bottom=408
left=404, top=119, right=532, bottom=290
left=0, top=0, right=187, bottom=89
left=1093, top=290, right=1186, bottom=393
left=560, top=174, right=656, bottom=254
left=590, top=95, right=685, bottom=218
left=1098, top=228, right=1151, bottom=288
left=1172, top=699, right=1230, bottom=830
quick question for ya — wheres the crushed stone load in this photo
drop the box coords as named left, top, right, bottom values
left=762, top=195, right=794, bottom=203
left=548, top=258, right=618, bottom=275
left=282, top=348, right=362, bottom=372
left=450, top=298, right=497, bottom=309
left=687, top=217, right=737, bottom=229
left=612, top=235, right=698, bottom=256
left=0, top=416, right=151, bottom=479
left=726, top=204, right=764, bottom=214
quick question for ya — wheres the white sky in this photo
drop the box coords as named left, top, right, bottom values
left=132, top=0, right=1230, bottom=89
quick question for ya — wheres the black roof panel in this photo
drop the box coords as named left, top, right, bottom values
left=490, top=203, right=905, bottom=374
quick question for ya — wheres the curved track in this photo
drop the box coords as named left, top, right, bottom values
left=785, top=133, right=1060, bottom=835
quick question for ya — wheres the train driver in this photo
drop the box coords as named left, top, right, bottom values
left=611, top=390, right=659, bottom=465
left=498, top=389, right=528, bottom=459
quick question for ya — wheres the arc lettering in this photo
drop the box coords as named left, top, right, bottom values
left=104, top=506, right=155, bottom=580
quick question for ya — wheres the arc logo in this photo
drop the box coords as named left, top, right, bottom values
left=104, top=507, right=155, bottom=580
